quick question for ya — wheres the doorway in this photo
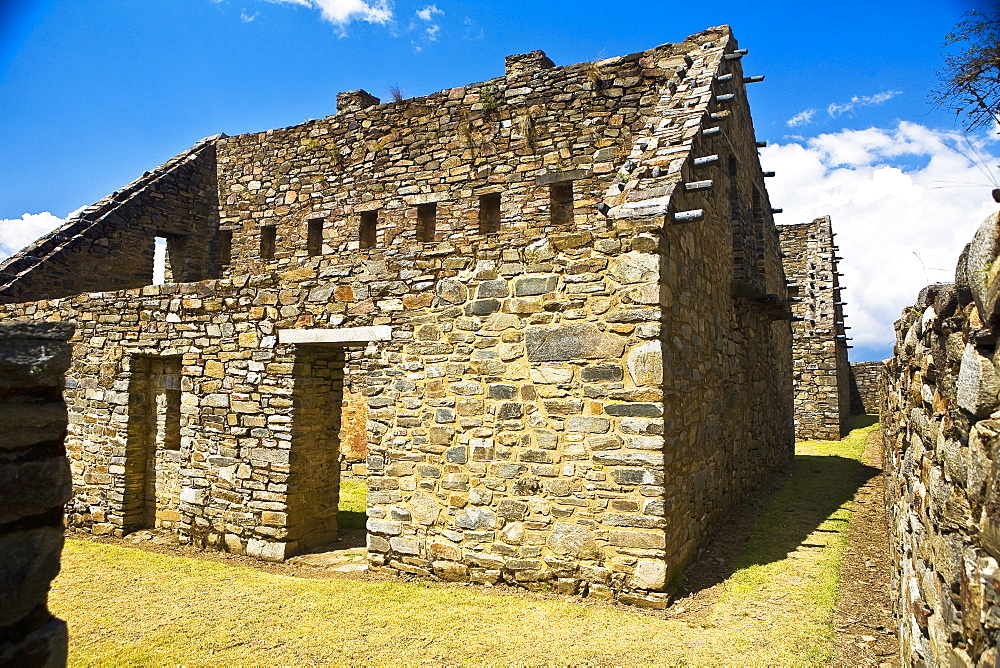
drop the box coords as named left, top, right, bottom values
left=123, top=355, right=182, bottom=532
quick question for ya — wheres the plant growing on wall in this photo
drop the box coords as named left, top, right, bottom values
left=480, top=86, right=499, bottom=113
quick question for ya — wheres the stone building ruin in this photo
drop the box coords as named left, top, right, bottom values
left=848, top=360, right=884, bottom=415
left=778, top=216, right=851, bottom=439
left=0, top=26, right=795, bottom=607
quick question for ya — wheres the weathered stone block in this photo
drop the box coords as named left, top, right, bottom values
left=456, top=507, right=497, bottom=530
left=957, top=344, right=1000, bottom=417
left=525, top=323, right=625, bottom=362
left=0, top=528, right=63, bottom=628
left=626, top=341, right=663, bottom=385
left=546, top=522, right=601, bottom=560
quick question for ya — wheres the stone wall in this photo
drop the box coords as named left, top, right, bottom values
left=778, top=216, right=851, bottom=439
left=849, top=361, right=883, bottom=415
left=0, top=321, right=73, bottom=667
left=882, top=211, right=1000, bottom=664
left=0, top=137, right=222, bottom=304
left=0, top=25, right=794, bottom=608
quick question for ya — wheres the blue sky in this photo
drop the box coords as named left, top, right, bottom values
left=0, top=0, right=993, bottom=361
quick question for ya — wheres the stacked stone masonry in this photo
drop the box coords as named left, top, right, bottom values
left=0, top=26, right=795, bottom=607
left=882, top=211, right=1000, bottom=664
left=0, top=321, right=73, bottom=667
left=849, top=360, right=884, bottom=415
left=778, top=216, right=851, bottom=440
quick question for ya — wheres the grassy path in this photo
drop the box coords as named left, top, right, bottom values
left=52, top=420, right=878, bottom=666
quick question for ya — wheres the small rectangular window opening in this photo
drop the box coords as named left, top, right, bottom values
left=359, top=211, right=378, bottom=249
left=218, top=230, right=233, bottom=266
left=549, top=182, right=574, bottom=225
left=307, top=218, right=324, bottom=256
left=479, top=193, right=501, bottom=233
left=260, top=225, right=276, bottom=260
left=417, top=203, right=436, bottom=242
left=153, top=237, right=167, bottom=286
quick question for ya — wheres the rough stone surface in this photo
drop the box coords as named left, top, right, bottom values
left=848, top=361, right=884, bottom=415
left=883, top=214, right=1000, bottom=664
left=0, top=27, right=795, bottom=607
left=0, top=321, right=72, bottom=666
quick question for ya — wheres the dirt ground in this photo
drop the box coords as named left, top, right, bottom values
left=64, top=425, right=900, bottom=663
left=832, top=428, right=899, bottom=667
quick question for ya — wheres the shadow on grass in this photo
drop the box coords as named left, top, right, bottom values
left=734, top=454, right=878, bottom=569
left=679, top=425, right=880, bottom=595
left=851, top=414, right=879, bottom=429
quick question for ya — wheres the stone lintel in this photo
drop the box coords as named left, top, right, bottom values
left=535, top=169, right=592, bottom=186
left=405, top=193, right=450, bottom=206
left=277, top=325, right=391, bottom=345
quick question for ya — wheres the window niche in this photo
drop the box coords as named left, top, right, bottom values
left=417, top=203, right=437, bottom=242
left=260, top=225, right=276, bottom=260
left=479, top=193, right=501, bottom=233
left=218, top=229, right=233, bottom=267
left=549, top=182, right=574, bottom=225
left=307, top=218, right=324, bottom=256
left=359, top=211, right=378, bottom=249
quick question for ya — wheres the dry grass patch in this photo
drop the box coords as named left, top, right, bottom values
left=52, top=419, right=878, bottom=666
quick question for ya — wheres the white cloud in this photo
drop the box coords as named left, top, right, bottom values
left=827, top=90, right=902, bottom=117
left=0, top=212, right=66, bottom=261
left=264, top=0, right=392, bottom=25
left=761, top=121, right=999, bottom=361
left=787, top=109, right=816, bottom=128
left=426, top=23, right=440, bottom=40
left=416, top=4, right=441, bottom=21
left=241, top=10, right=260, bottom=21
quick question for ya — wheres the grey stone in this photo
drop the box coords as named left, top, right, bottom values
left=607, top=251, right=659, bottom=284
left=581, top=364, right=623, bottom=382
left=436, top=278, right=467, bottom=304
left=611, top=468, right=657, bottom=485
left=965, top=212, right=1000, bottom=323
left=525, top=323, right=625, bottom=362
left=203, top=393, right=229, bottom=408
left=511, top=477, right=541, bottom=496
left=566, top=416, right=610, bottom=433
left=456, top=507, right=497, bottom=530
left=957, top=344, right=1000, bottom=417
left=514, top=275, right=558, bottom=296
left=0, top=338, right=73, bottom=389
left=366, top=519, right=402, bottom=535
left=389, top=536, right=421, bottom=555
left=627, top=341, right=663, bottom=385
left=496, top=402, right=523, bottom=420
left=367, top=534, right=390, bottom=552
left=592, top=451, right=661, bottom=466
left=476, top=279, right=508, bottom=298
left=466, top=299, right=501, bottom=315
left=410, top=492, right=441, bottom=525
left=488, top=384, right=517, bottom=399
left=630, top=559, right=667, bottom=591
left=497, top=499, right=528, bottom=520
left=546, top=522, right=601, bottom=560
left=445, top=445, right=468, bottom=464
left=604, top=403, right=663, bottom=417
left=0, top=527, right=63, bottom=627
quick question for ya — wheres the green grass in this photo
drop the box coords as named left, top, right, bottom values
left=718, top=415, right=880, bottom=664
left=338, top=478, right=367, bottom=530
left=52, top=419, right=879, bottom=666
